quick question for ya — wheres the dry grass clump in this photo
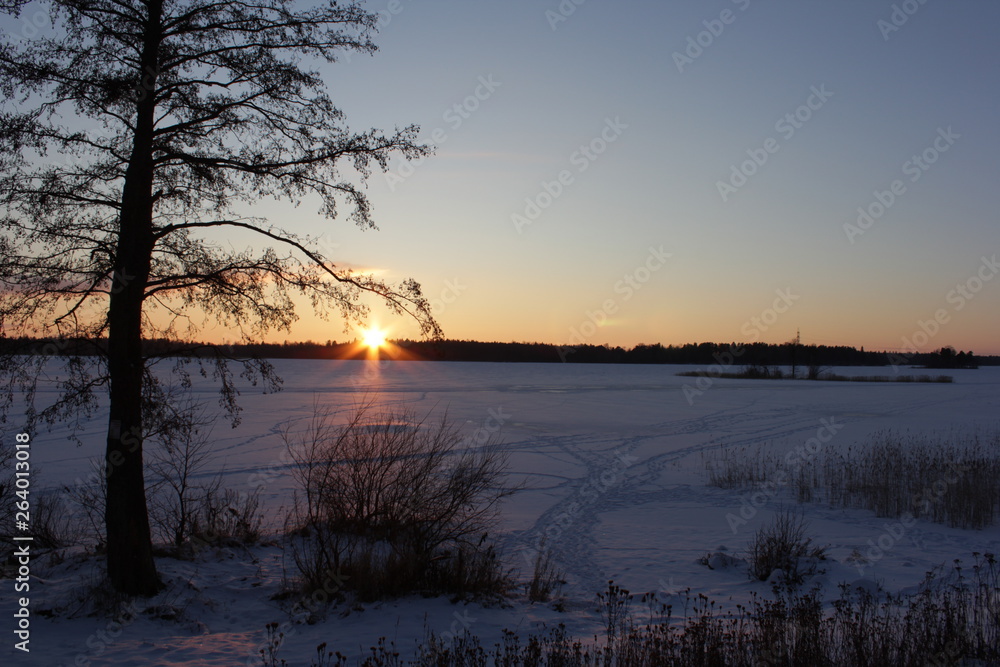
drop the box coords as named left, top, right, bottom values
left=525, top=541, right=565, bottom=603
left=703, top=443, right=782, bottom=490
left=745, top=510, right=827, bottom=584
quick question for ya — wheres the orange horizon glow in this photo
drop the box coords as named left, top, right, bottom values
left=173, top=276, right=1000, bottom=357
left=193, top=327, right=1000, bottom=358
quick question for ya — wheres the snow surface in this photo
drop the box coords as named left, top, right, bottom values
left=3, top=360, right=999, bottom=665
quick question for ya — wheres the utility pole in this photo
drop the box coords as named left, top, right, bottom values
left=791, top=329, right=800, bottom=378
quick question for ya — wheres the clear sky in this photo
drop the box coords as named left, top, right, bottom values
left=20, top=1, right=1000, bottom=354
left=269, top=0, right=999, bottom=355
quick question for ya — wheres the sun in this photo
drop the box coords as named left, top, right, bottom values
left=362, top=327, right=387, bottom=350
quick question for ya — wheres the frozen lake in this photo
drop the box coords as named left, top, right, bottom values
left=7, top=360, right=1000, bottom=665
left=26, top=360, right=1000, bottom=594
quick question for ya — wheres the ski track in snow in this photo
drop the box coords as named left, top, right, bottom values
left=493, top=373, right=996, bottom=595
left=505, top=404, right=838, bottom=594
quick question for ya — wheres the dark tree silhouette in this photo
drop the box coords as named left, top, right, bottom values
left=0, top=0, right=438, bottom=595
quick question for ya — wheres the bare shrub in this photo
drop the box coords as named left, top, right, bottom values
left=2, top=485, right=78, bottom=554
left=146, top=405, right=220, bottom=548
left=62, top=458, right=107, bottom=549
left=746, top=509, right=826, bottom=585
left=141, top=401, right=264, bottom=553
left=284, top=398, right=515, bottom=600
left=31, top=492, right=79, bottom=549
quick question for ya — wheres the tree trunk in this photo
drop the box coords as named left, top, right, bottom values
left=104, top=0, right=164, bottom=596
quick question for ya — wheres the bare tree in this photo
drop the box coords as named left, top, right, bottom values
left=0, top=0, right=439, bottom=594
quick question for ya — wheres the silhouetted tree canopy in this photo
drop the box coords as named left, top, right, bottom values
left=0, top=0, right=437, bottom=594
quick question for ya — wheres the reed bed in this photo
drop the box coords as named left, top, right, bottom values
left=704, top=430, right=1000, bottom=529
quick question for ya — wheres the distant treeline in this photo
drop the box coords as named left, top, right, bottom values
left=2, top=336, right=992, bottom=368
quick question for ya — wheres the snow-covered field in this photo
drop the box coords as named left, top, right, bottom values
left=3, top=360, right=999, bottom=665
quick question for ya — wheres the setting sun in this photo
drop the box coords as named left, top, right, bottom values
left=362, top=327, right=387, bottom=350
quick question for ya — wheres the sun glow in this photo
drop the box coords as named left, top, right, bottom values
left=362, top=327, right=387, bottom=350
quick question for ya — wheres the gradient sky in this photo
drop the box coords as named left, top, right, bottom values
left=263, top=0, right=999, bottom=355
left=19, top=1, right=1000, bottom=354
